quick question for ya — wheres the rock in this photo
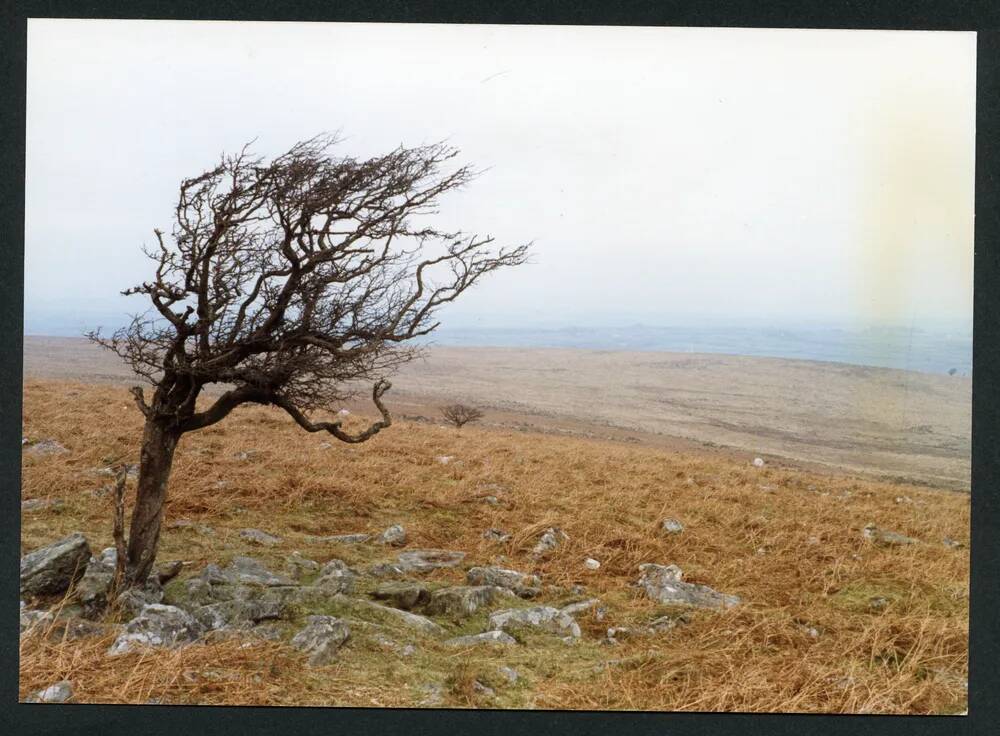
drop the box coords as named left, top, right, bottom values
left=285, top=553, right=320, bottom=580
left=488, top=606, right=581, bottom=639
left=862, top=523, right=919, bottom=547
left=156, top=560, right=184, bottom=585
left=868, top=596, right=890, bottom=611
left=435, top=455, right=454, bottom=465
left=637, top=563, right=740, bottom=609
left=234, top=451, right=257, bottom=461
left=498, top=665, right=519, bottom=683
left=21, top=498, right=64, bottom=512
left=20, top=606, right=54, bottom=634
left=752, top=457, right=765, bottom=467
left=49, top=617, right=110, bottom=641
left=416, top=682, right=444, bottom=706
left=444, top=630, right=518, bottom=647
left=191, top=598, right=286, bottom=630
left=482, top=528, right=511, bottom=543
left=466, top=566, right=541, bottom=598
left=20, top=533, right=91, bottom=598
left=943, top=538, right=966, bottom=549
left=425, top=586, right=515, bottom=619
left=24, top=439, right=69, bottom=456
left=473, top=680, right=496, bottom=698
left=108, top=604, right=204, bottom=656
left=531, top=527, right=569, bottom=557
left=894, top=496, right=913, bottom=505
left=377, top=524, right=407, bottom=547
left=202, top=557, right=293, bottom=587
left=291, top=615, right=350, bottom=666
left=584, top=558, right=601, bottom=570
left=370, top=549, right=466, bottom=577
left=371, top=581, right=431, bottom=610
left=93, top=464, right=139, bottom=479
left=307, top=533, right=371, bottom=545
left=660, top=518, right=685, bottom=535
left=26, top=681, right=73, bottom=703
left=560, top=598, right=602, bottom=618
left=74, top=554, right=117, bottom=618
left=313, top=559, right=358, bottom=593
left=116, top=581, right=165, bottom=619
left=239, top=528, right=283, bottom=546
left=334, top=595, right=445, bottom=635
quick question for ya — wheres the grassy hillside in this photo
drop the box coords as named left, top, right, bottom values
left=19, top=380, right=969, bottom=713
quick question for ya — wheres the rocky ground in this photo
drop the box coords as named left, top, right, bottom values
left=18, top=381, right=970, bottom=712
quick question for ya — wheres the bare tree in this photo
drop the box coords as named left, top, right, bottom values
left=440, top=403, right=484, bottom=429
left=89, top=135, right=529, bottom=585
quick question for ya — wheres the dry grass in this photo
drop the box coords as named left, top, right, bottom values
left=19, top=379, right=969, bottom=713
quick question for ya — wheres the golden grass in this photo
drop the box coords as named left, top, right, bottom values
left=19, top=379, right=969, bottom=713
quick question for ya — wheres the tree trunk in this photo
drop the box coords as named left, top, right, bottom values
left=126, top=418, right=180, bottom=584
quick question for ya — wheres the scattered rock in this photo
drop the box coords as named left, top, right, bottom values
left=584, top=558, right=601, bottom=570
left=560, top=598, right=602, bottom=618
left=314, top=559, right=358, bottom=593
left=370, top=549, right=466, bottom=577
left=466, top=566, right=541, bottom=598
left=444, top=630, right=517, bottom=647
left=233, top=451, right=257, bottom=461
left=660, top=518, right=684, bottom=535
left=291, top=615, right=350, bottom=666
left=239, top=528, right=283, bottom=546
left=752, top=457, right=765, bottom=467
left=531, top=527, right=569, bottom=557
left=20, top=606, right=54, bottom=634
left=862, top=523, right=919, bottom=547
left=377, top=524, right=407, bottom=547
left=285, top=553, right=320, bottom=580
left=806, top=536, right=821, bottom=546
left=335, top=595, right=445, bottom=635
left=943, top=538, right=966, bottom=550
left=20, top=532, right=91, bottom=598
left=74, top=551, right=117, bottom=618
left=473, top=680, right=496, bottom=698
left=371, top=581, right=431, bottom=610
left=26, top=680, right=73, bottom=703
left=425, top=585, right=515, bottom=619
left=202, top=557, right=293, bottom=587
left=488, top=606, right=581, bottom=639
left=416, top=682, right=445, bottom=706
left=108, top=604, right=204, bottom=656
left=191, top=598, right=286, bottom=630
left=47, top=617, right=110, bottom=642
left=498, top=665, right=519, bottom=683
left=482, top=528, right=511, bottom=543
left=308, top=533, right=371, bottom=545
left=482, top=495, right=500, bottom=506
left=868, top=596, right=890, bottom=611
left=93, top=464, right=139, bottom=479
left=637, top=563, right=740, bottom=609
left=435, top=455, right=454, bottom=465
left=24, top=439, right=69, bottom=456
left=894, top=496, right=913, bottom=505
left=21, top=498, right=64, bottom=512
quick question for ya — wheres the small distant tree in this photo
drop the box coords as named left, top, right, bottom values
left=89, top=135, right=528, bottom=585
left=441, top=403, right=484, bottom=429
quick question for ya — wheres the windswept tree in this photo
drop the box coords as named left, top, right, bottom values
left=89, top=136, right=529, bottom=585
left=441, top=403, right=484, bottom=429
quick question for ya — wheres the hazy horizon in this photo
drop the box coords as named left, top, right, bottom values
left=24, top=21, right=976, bottom=352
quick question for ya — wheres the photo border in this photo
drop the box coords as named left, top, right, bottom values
left=2, top=2, right=996, bottom=735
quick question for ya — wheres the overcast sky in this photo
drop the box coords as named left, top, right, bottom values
left=24, top=21, right=976, bottom=335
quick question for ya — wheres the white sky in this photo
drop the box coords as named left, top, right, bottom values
left=24, top=20, right=976, bottom=334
